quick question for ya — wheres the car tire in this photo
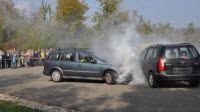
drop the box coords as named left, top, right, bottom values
left=148, top=72, right=158, bottom=88
left=189, top=80, right=200, bottom=87
left=104, top=70, right=116, bottom=85
left=51, top=70, right=63, bottom=82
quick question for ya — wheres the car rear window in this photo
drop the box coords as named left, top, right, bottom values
left=163, top=46, right=198, bottom=59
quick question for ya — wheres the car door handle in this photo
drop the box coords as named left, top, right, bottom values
left=78, top=64, right=82, bottom=67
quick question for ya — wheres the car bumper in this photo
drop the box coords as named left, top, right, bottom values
left=155, top=73, right=200, bottom=81
left=43, top=69, right=51, bottom=76
left=117, top=73, right=132, bottom=83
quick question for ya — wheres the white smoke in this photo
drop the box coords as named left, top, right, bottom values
left=92, top=22, right=147, bottom=85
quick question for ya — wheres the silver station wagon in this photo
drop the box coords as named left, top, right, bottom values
left=43, top=49, right=132, bottom=85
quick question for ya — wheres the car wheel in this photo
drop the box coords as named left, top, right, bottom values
left=148, top=72, right=158, bottom=88
left=104, top=70, right=116, bottom=85
left=51, top=70, right=63, bottom=82
left=189, top=80, right=200, bottom=87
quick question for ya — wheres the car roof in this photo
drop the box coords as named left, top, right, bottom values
left=149, top=43, right=193, bottom=48
left=49, top=49, right=93, bottom=54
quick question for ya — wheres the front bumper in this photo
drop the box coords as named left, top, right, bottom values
left=155, top=73, right=200, bottom=81
left=117, top=73, right=133, bottom=83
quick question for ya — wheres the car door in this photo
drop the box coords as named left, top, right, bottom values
left=59, top=52, right=80, bottom=76
left=75, top=52, right=101, bottom=77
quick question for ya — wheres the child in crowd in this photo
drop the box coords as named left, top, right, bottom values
left=12, top=54, right=17, bottom=69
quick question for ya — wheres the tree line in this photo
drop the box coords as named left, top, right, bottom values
left=0, top=0, right=199, bottom=51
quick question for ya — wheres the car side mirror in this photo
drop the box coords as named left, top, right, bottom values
left=91, top=59, right=97, bottom=64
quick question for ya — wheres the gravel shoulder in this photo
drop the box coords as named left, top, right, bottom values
left=0, top=67, right=200, bottom=112
left=0, top=93, right=71, bottom=112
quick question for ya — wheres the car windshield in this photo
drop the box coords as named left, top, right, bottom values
left=163, top=46, right=198, bottom=59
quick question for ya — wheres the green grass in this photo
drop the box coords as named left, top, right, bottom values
left=0, top=100, right=46, bottom=112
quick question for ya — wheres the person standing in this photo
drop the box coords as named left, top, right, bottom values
left=0, top=49, right=3, bottom=69
left=40, top=49, right=45, bottom=66
left=45, top=49, right=49, bottom=57
left=37, top=49, right=41, bottom=66
left=2, top=50, right=6, bottom=69
left=20, top=50, right=26, bottom=67
left=5, top=50, right=11, bottom=68
left=13, top=48, right=18, bottom=68
left=30, top=49, right=34, bottom=67
left=26, top=50, right=31, bottom=67
left=33, top=50, right=38, bottom=66
left=11, top=54, right=17, bottom=69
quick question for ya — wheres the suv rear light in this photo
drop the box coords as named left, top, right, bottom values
left=43, top=60, right=47, bottom=69
left=158, top=57, right=165, bottom=71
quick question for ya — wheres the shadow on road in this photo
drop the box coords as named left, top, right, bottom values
left=63, top=78, right=105, bottom=84
left=158, top=81, right=190, bottom=88
left=0, top=70, right=200, bottom=112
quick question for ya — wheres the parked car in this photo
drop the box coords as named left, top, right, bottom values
left=43, top=49, right=132, bottom=84
left=140, top=43, right=200, bottom=88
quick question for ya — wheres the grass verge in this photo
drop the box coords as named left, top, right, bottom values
left=0, top=100, right=46, bottom=112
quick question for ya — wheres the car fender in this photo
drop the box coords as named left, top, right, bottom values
left=100, top=64, right=118, bottom=77
left=50, top=67, right=64, bottom=75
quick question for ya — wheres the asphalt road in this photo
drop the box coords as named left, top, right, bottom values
left=0, top=67, right=200, bottom=112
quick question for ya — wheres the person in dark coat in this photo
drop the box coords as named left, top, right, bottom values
left=2, top=50, right=6, bottom=69
left=33, top=50, right=38, bottom=66
left=0, top=49, right=3, bottom=69
left=37, top=49, right=41, bottom=66
left=6, top=50, right=11, bottom=68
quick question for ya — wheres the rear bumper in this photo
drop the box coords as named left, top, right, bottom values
left=43, top=69, right=51, bottom=76
left=155, top=73, right=200, bottom=81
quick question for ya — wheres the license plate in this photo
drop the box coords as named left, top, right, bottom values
left=173, top=67, right=192, bottom=74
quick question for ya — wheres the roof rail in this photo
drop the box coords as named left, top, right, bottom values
left=58, top=48, right=90, bottom=51
left=179, top=43, right=191, bottom=44
left=150, top=44, right=162, bottom=46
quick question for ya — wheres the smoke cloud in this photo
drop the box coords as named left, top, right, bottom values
left=92, top=22, right=147, bottom=85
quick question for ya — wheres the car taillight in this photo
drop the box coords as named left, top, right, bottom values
left=43, top=60, right=46, bottom=69
left=158, top=57, right=165, bottom=71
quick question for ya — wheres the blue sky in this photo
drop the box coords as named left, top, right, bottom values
left=13, top=0, right=200, bottom=29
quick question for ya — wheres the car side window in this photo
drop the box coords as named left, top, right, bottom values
left=78, top=52, right=94, bottom=63
left=145, top=48, right=154, bottom=59
left=153, top=48, right=158, bottom=58
left=48, top=53, right=61, bottom=60
left=140, top=48, right=148, bottom=60
left=61, top=53, right=75, bottom=61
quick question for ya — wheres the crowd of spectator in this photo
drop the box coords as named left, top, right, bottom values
left=0, top=48, right=54, bottom=69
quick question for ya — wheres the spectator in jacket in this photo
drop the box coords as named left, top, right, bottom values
left=13, top=48, right=19, bottom=68
left=40, top=49, right=45, bottom=66
left=11, top=54, right=17, bottom=69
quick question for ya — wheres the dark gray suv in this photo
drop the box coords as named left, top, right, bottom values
left=43, top=49, right=132, bottom=84
left=140, top=43, right=200, bottom=88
